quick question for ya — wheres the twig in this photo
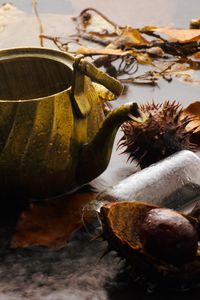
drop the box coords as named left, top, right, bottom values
left=75, top=7, right=122, bottom=32
left=32, top=0, right=44, bottom=47
left=40, top=34, right=80, bottom=52
left=120, top=63, right=175, bottom=85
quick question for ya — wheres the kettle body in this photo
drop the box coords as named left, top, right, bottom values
left=0, top=47, right=137, bottom=198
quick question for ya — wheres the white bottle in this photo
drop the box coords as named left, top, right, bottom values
left=98, top=150, right=200, bottom=213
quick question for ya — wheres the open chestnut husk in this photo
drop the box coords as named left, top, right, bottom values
left=99, top=202, right=200, bottom=289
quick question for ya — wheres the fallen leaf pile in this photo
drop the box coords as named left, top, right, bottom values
left=41, top=8, right=200, bottom=86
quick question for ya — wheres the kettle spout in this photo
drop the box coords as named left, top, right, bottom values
left=76, top=102, right=141, bottom=186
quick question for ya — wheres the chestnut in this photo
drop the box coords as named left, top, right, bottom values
left=140, top=208, right=198, bottom=264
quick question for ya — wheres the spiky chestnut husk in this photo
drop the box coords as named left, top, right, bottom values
left=119, top=101, right=198, bottom=168
left=99, top=202, right=200, bottom=291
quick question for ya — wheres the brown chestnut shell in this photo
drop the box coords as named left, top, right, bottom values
left=99, top=202, right=200, bottom=287
left=140, top=208, right=198, bottom=264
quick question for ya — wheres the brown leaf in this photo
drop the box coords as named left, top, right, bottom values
left=182, top=101, right=200, bottom=145
left=108, top=26, right=149, bottom=49
left=184, top=101, right=200, bottom=116
left=143, top=26, right=200, bottom=43
left=11, top=191, right=97, bottom=249
left=160, top=28, right=200, bottom=42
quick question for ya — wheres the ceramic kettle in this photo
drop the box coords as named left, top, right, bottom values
left=0, top=47, right=138, bottom=198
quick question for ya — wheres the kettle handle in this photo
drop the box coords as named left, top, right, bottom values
left=71, top=55, right=124, bottom=118
left=74, top=56, right=123, bottom=97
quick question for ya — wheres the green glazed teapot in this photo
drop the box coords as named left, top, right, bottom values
left=0, top=47, right=138, bottom=199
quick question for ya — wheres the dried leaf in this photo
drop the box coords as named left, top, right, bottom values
left=182, top=101, right=200, bottom=145
left=11, top=191, right=97, bottom=249
left=146, top=46, right=165, bottom=57
left=145, top=26, right=200, bottom=43
left=41, top=8, right=200, bottom=85
left=135, top=52, right=152, bottom=65
left=108, top=26, right=149, bottom=49
left=176, top=73, right=200, bottom=85
left=184, top=101, right=200, bottom=116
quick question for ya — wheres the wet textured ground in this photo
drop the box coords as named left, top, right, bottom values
left=0, top=1, right=200, bottom=299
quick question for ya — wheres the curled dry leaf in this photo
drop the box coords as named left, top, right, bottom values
left=11, top=191, right=97, bottom=249
left=108, top=26, right=149, bottom=49
left=182, top=101, right=200, bottom=145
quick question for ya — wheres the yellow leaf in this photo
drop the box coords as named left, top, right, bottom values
left=135, top=52, right=152, bottom=65
left=108, top=26, right=149, bottom=49
left=182, top=101, right=200, bottom=145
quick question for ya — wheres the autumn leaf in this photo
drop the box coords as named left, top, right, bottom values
left=42, top=8, right=200, bottom=85
left=161, top=28, right=200, bottom=42
left=182, top=101, right=200, bottom=145
left=142, top=26, right=200, bottom=43
left=11, top=191, right=97, bottom=249
left=108, top=26, right=149, bottom=49
left=75, top=26, right=152, bottom=65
